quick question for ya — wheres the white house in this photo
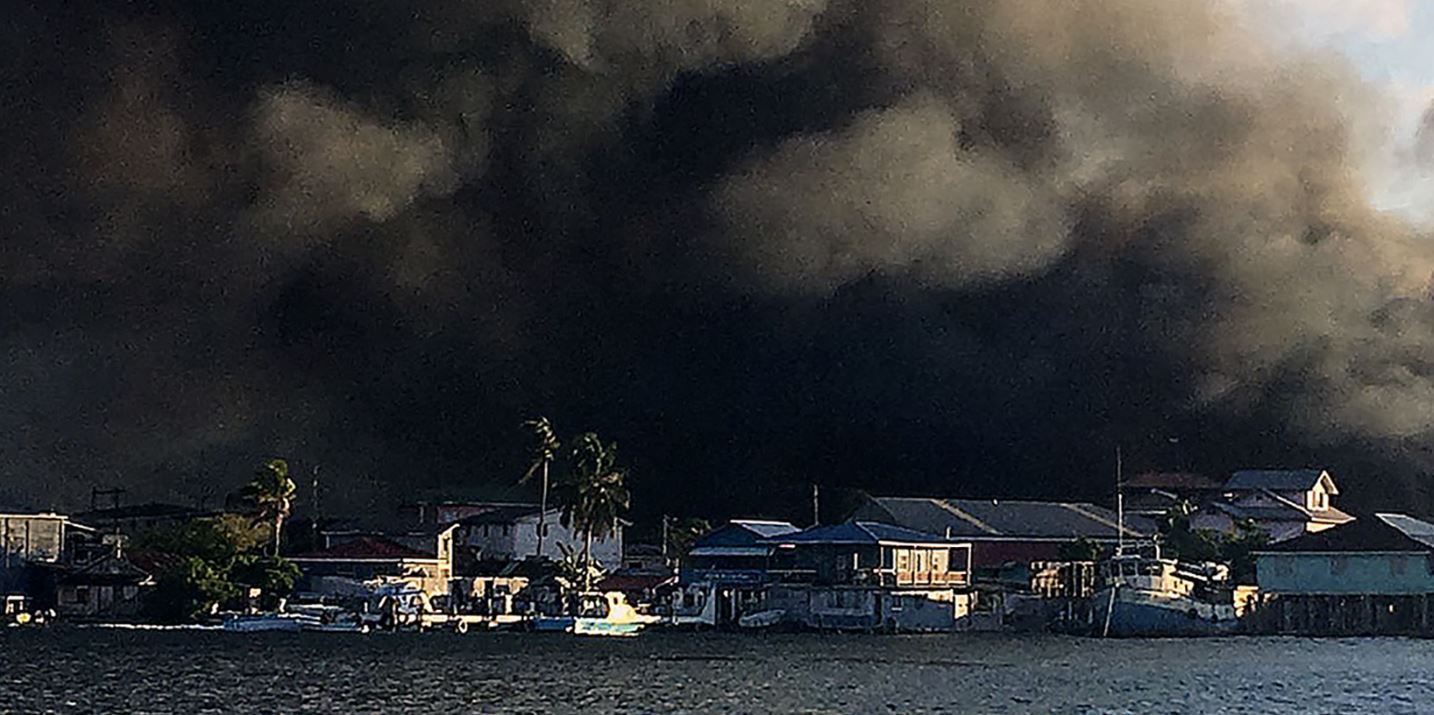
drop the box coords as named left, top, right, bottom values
left=1191, top=469, right=1354, bottom=543
left=454, top=503, right=623, bottom=569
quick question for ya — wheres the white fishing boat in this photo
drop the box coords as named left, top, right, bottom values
left=533, top=591, right=655, bottom=637
left=1090, top=547, right=1239, bottom=637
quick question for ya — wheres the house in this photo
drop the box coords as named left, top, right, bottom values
left=1, top=508, right=98, bottom=610
left=849, top=496, right=1153, bottom=572
left=53, top=540, right=156, bottom=620
left=1255, top=513, right=1434, bottom=596
left=681, top=519, right=800, bottom=586
left=763, top=521, right=974, bottom=632
left=1191, top=469, right=1354, bottom=543
left=2, top=510, right=81, bottom=566
left=451, top=503, right=623, bottom=570
left=1253, top=513, right=1434, bottom=635
left=619, top=543, right=669, bottom=574
left=289, top=534, right=455, bottom=598
left=1122, top=472, right=1225, bottom=518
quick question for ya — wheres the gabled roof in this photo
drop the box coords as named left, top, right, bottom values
left=288, top=536, right=437, bottom=562
left=58, top=552, right=154, bottom=586
left=774, top=521, right=959, bottom=546
left=854, top=497, right=1153, bottom=540
left=455, top=504, right=545, bottom=526
left=694, top=520, right=801, bottom=549
left=1213, top=490, right=1354, bottom=526
left=730, top=520, right=801, bottom=539
left=1262, top=514, right=1434, bottom=553
left=1225, top=469, right=1335, bottom=494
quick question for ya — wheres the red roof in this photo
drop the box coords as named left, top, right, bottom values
left=288, top=536, right=436, bottom=561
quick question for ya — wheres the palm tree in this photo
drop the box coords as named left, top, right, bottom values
left=558, top=433, right=630, bottom=591
left=519, top=417, right=561, bottom=560
left=243, top=458, right=296, bottom=557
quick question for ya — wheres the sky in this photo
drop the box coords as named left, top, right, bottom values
left=1242, top=0, right=1434, bottom=222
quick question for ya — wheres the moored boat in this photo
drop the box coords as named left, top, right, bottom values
left=532, top=591, right=654, bottom=637
left=1090, top=547, right=1239, bottom=637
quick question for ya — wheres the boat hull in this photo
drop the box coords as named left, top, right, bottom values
left=1093, top=587, right=1240, bottom=637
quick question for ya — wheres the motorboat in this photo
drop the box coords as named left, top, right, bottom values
left=532, top=591, right=655, bottom=637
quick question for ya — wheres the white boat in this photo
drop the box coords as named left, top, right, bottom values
left=222, top=613, right=304, bottom=633
left=1090, top=547, right=1240, bottom=637
left=737, top=609, right=784, bottom=629
left=667, top=582, right=718, bottom=628
left=533, top=591, right=654, bottom=637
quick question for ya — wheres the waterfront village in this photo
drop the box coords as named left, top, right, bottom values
left=6, top=448, right=1434, bottom=638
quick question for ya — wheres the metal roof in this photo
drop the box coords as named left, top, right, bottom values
left=1262, top=513, right=1434, bottom=553
left=730, top=520, right=801, bottom=538
left=1224, top=469, right=1332, bottom=493
left=775, top=521, right=961, bottom=546
left=854, top=497, right=1153, bottom=540
left=288, top=536, right=438, bottom=561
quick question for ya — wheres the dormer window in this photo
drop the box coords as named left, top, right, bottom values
left=1308, top=490, right=1328, bottom=511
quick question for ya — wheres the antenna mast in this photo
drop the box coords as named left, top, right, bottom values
left=1115, top=444, right=1125, bottom=556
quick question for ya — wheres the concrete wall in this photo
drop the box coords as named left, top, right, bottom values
left=461, top=512, right=622, bottom=568
left=1257, top=551, right=1434, bottom=595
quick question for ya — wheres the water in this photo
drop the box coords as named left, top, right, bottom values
left=3, top=630, right=1434, bottom=714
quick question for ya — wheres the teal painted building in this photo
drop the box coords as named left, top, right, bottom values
left=1256, top=514, right=1434, bottom=595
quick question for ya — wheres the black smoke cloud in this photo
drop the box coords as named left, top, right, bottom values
left=3, top=0, right=1433, bottom=518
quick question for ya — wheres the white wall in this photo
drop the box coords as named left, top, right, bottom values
left=463, top=511, right=623, bottom=568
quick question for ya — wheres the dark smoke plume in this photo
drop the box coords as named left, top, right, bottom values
left=3, top=0, right=1433, bottom=519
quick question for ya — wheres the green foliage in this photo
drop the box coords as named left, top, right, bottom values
left=519, top=417, right=561, bottom=485
left=665, top=517, right=711, bottom=561
left=1056, top=537, right=1101, bottom=562
left=136, top=514, right=300, bottom=622
left=243, top=458, right=297, bottom=556
left=145, top=557, right=238, bottom=623
left=1160, top=511, right=1269, bottom=585
left=230, top=555, right=301, bottom=610
left=557, top=432, right=630, bottom=589
left=559, top=433, right=631, bottom=545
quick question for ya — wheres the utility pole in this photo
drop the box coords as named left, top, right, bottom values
left=811, top=483, right=820, bottom=527
left=661, top=514, right=670, bottom=564
left=311, top=465, right=322, bottom=546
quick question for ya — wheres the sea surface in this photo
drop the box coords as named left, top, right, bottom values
left=3, top=629, right=1433, bottom=714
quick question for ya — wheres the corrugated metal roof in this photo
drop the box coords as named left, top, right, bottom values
left=855, top=497, right=1153, bottom=540
left=1261, top=514, right=1434, bottom=553
left=775, top=521, right=958, bottom=545
left=730, top=520, right=801, bottom=538
left=1224, top=469, right=1329, bottom=492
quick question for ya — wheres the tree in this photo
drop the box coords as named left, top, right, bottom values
left=558, top=432, right=630, bottom=591
left=664, top=517, right=711, bottom=566
left=519, top=417, right=561, bottom=560
left=243, top=458, right=296, bottom=557
left=146, top=557, right=238, bottom=623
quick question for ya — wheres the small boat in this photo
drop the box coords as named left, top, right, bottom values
left=737, top=609, right=784, bottom=630
left=667, top=582, right=718, bottom=629
left=223, top=613, right=304, bottom=633
left=532, top=591, right=653, bottom=637
left=1090, top=546, right=1240, bottom=637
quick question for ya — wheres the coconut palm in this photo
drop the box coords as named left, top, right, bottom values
left=519, top=417, right=561, bottom=560
left=558, top=433, right=630, bottom=591
left=243, top=458, right=296, bottom=557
